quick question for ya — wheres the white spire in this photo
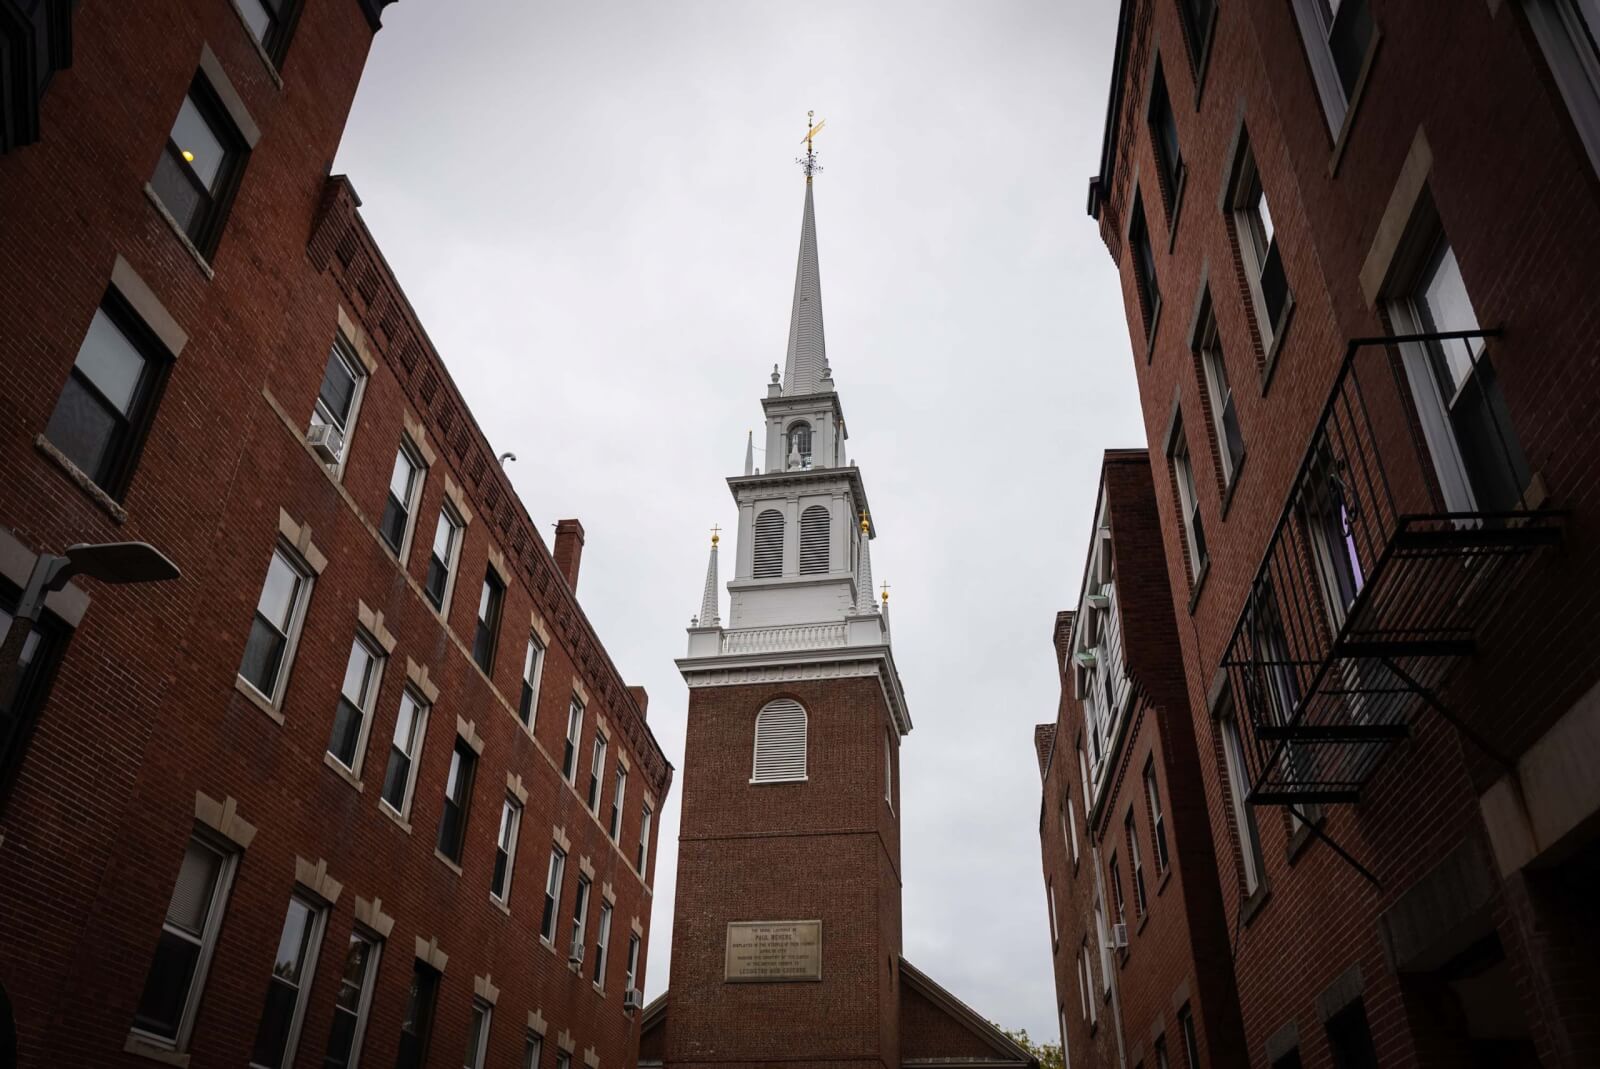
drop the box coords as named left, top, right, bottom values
left=853, top=515, right=878, bottom=615
left=743, top=430, right=754, bottom=476
left=697, top=532, right=721, bottom=627
left=782, top=179, right=828, bottom=396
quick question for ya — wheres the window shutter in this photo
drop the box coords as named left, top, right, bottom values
left=753, top=509, right=784, bottom=578
left=799, top=505, right=829, bottom=575
left=752, top=699, right=807, bottom=781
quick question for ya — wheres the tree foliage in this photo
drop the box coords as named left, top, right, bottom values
left=997, top=1025, right=1064, bottom=1069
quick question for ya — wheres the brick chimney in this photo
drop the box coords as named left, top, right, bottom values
left=553, top=518, right=585, bottom=591
left=1052, top=610, right=1076, bottom=671
left=627, top=685, right=649, bottom=720
left=1033, top=724, right=1058, bottom=781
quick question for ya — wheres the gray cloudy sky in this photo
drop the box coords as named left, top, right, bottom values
left=334, top=0, right=1138, bottom=1042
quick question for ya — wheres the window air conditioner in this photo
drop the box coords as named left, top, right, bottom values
left=568, top=943, right=584, bottom=969
left=1074, top=648, right=1099, bottom=668
left=623, top=988, right=641, bottom=1011
left=1111, top=923, right=1129, bottom=949
left=306, top=423, right=344, bottom=464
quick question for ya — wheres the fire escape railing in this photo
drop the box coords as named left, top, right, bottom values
left=1220, top=329, right=1561, bottom=807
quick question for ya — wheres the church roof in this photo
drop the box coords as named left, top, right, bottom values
left=782, top=179, right=829, bottom=396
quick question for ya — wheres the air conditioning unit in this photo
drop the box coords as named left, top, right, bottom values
left=1111, top=923, right=1129, bottom=949
left=623, top=988, right=641, bottom=1011
left=306, top=423, right=344, bottom=463
left=568, top=944, right=584, bottom=970
left=1074, top=648, right=1099, bottom=668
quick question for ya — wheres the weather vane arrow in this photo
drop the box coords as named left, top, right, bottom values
left=797, top=110, right=826, bottom=178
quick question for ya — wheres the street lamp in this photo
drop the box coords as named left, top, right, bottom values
left=0, top=541, right=180, bottom=713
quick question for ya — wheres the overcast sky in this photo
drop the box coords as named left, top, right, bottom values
left=334, top=0, right=1138, bottom=1042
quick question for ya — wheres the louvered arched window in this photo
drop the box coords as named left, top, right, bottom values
left=752, top=698, right=807, bottom=782
left=799, top=505, right=830, bottom=575
left=753, top=509, right=784, bottom=578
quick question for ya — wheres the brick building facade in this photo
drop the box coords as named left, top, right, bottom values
left=1077, top=0, right=1600, bottom=1065
left=1035, top=452, right=1244, bottom=1069
left=0, top=4, right=670, bottom=1068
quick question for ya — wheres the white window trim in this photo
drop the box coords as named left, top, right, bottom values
left=466, top=999, right=493, bottom=1069
left=387, top=437, right=428, bottom=563
left=379, top=690, right=431, bottom=823
left=1527, top=0, right=1600, bottom=177
left=1229, top=147, right=1283, bottom=351
left=129, top=834, right=240, bottom=1053
left=570, top=876, right=591, bottom=962
left=1289, top=0, right=1354, bottom=135
left=1048, top=880, right=1060, bottom=944
left=520, top=634, right=547, bottom=725
left=310, top=338, right=367, bottom=480
left=624, top=932, right=641, bottom=996
left=1220, top=709, right=1264, bottom=896
left=1386, top=290, right=1481, bottom=514
left=563, top=699, right=585, bottom=785
left=587, top=733, right=608, bottom=815
left=541, top=845, right=567, bottom=945
left=332, top=929, right=382, bottom=1069
left=524, top=1031, right=544, bottom=1069
left=492, top=796, right=522, bottom=904
left=1145, top=765, right=1167, bottom=873
left=1200, top=333, right=1242, bottom=485
left=609, top=766, right=627, bottom=841
left=1065, top=797, right=1080, bottom=864
left=249, top=894, right=328, bottom=1069
left=1170, top=430, right=1206, bottom=580
left=593, top=902, right=612, bottom=991
left=884, top=732, right=894, bottom=811
left=330, top=630, right=386, bottom=779
left=637, top=803, right=653, bottom=874
left=238, top=542, right=316, bottom=709
left=426, top=505, right=466, bottom=617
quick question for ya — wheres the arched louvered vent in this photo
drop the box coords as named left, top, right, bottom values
left=799, top=505, right=830, bottom=575
left=753, top=698, right=807, bottom=782
left=753, top=509, right=785, bottom=578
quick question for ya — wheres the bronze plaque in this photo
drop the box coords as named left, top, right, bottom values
left=724, top=920, right=823, bottom=982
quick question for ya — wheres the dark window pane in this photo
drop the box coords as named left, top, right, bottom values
left=317, top=350, right=358, bottom=427
left=250, top=980, right=298, bottom=1067
left=424, top=558, right=448, bottom=608
left=437, top=800, right=462, bottom=858
left=169, top=95, right=226, bottom=192
left=1260, top=241, right=1288, bottom=331
left=236, top=0, right=274, bottom=42
left=325, top=1013, right=357, bottom=1068
left=382, top=750, right=410, bottom=810
left=380, top=495, right=407, bottom=552
left=132, top=930, right=201, bottom=1039
left=1329, top=0, right=1374, bottom=99
left=328, top=698, right=363, bottom=767
left=44, top=374, right=120, bottom=482
left=239, top=614, right=287, bottom=695
left=519, top=681, right=535, bottom=724
left=493, top=849, right=509, bottom=897
left=150, top=150, right=206, bottom=236
left=73, top=308, right=146, bottom=413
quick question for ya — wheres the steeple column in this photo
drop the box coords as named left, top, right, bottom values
left=830, top=490, right=850, bottom=579
left=782, top=496, right=800, bottom=576
left=735, top=501, right=755, bottom=579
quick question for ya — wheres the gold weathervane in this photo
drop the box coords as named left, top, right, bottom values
left=799, top=110, right=826, bottom=179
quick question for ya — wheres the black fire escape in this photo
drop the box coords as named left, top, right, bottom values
left=1219, top=330, right=1560, bottom=825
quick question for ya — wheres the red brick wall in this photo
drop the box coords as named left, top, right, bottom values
left=666, top=675, right=901, bottom=1069
left=1093, top=0, right=1600, bottom=1065
left=0, top=4, right=670, bottom=1068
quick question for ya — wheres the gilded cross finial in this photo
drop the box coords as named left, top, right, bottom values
left=710, top=524, right=722, bottom=546
left=880, top=580, right=890, bottom=604
left=859, top=510, right=870, bottom=535
left=798, top=110, right=826, bottom=180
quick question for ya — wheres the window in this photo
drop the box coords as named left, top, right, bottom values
left=885, top=732, right=895, bottom=810
left=395, top=961, right=440, bottom=1069
left=1129, top=192, right=1161, bottom=339
left=1218, top=694, right=1264, bottom=896
left=1059, top=1005, right=1070, bottom=1067
left=1127, top=809, right=1148, bottom=917
left=518, top=634, right=546, bottom=726
left=308, top=340, right=364, bottom=467
left=1526, top=0, right=1600, bottom=176
left=149, top=74, right=247, bottom=254
left=0, top=587, right=66, bottom=812
left=1178, top=0, right=1216, bottom=68
left=238, top=545, right=312, bottom=704
left=624, top=933, right=641, bottom=997
left=1290, top=0, right=1374, bottom=135
left=538, top=845, right=569, bottom=944
left=586, top=733, right=607, bottom=813
left=752, top=698, right=807, bottom=782
left=249, top=893, right=326, bottom=1069
left=1064, top=795, right=1080, bottom=864
left=423, top=507, right=463, bottom=611
left=1048, top=879, right=1059, bottom=943
left=1300, top=446, right=1366, bottom=630
left=327, top=633, right=383, bottom=773
left=1078, top=747, right=1092, bottom=834
left=562, top=698, right=583, bottom=783
left=43, top=296, right=170, bottom=497
left=464, top=1000, right=491, bottom=1069
left=752, top=508, right=785, bottom=577
left=380, top=690, right=429, bottom=818
left=1388, top=230, right=1529, bottom=513
left=1108, top=853, right=1126, bottom=928
left=1145, top=761, right=1169, bottom=873
left=593, top=901, right=612, bottom=987
left=609, top=765, right=627, bottom=840
left=1078, top=941, right=1096, bottom=1024
left=131, top=834, right=237, bottom=1050
left=472, top=569, right=504, bottom=674
left=570, top=875, right=591, bottom=963
left=492, top=796, right=521, bottom=902
left=637, top=802, right=653, bottom=873
left=436, top=738, right=477, bottom=863
left=380, top=441, right=424, bottom=555
left=787, top=421, right=813, bottom=468
left=1178, top=1003, right=1200, bottom=1068
left=1228, top=139, right=1291, bottom=352
left=1169, top=424, right=1208, bottom=580
left=234, top=0, right=299, bottom=63
left=323, top=930, right=381, bottom=1069
left=799, top=504, right=830, bottom=574
left=1155, top=1034, right=1171, bottom=1069
left=524, top=1031, right=544, bottom=1069
left=556, top=1052, right=572, bottom=1069
left=1148, top=62, right=1184, bottom=213
left=1196, top=304, right=1245, bottom=485
left=1325, top=998, right=1379, bottom=1069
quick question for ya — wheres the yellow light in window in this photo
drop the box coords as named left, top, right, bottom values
left=182, top=149, right=196, bottom=163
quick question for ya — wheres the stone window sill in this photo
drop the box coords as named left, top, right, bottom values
left=1258, top=293, right=1296, bottom=396
left=125, top=1034, right=190, bottom=1067
left=1155, top=866, right=1173, bottom=898
left=143, top=184, right=215, bottom=281
left=35, top=434, right=128, bottom=524
left=322, top=751, right=364, bottom=792
left=491, top=895, right=512, bottom=917
left=433, top=848, right=464, bottom=876
left=1240, top=884, right=1272, bottom=927
left=1186, top=557, right=1210, bottom=615
left=378, top=800, right=413, bottom=835
left=234, top=674, right=286, bottom=725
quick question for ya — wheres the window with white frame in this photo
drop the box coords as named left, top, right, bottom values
left=556, top=1051, right=572, bottom=1069
left=593, top=900, right=613, bottom=988
left=249, top=893, right=327, bottom=1069
left=1108, top=853, right=1126, bottom=929
left=518, top=633, right=546, bottom=727
left=436, top=738, right=477, bottom=863
left=1093, top=897, right=1112, bottom=994
left=1048, top=878, right=1060, bottom=944
left=1078, top=747, right=1092, bottom=833
left=540, top=845, right=566, bottom=944
left=423, top=506, right=463, bottom=612
left=1289, top=0, right=1375, bottom=136
left=308, top=340, right=364, bottom=466
left=472, top=568, right=504, bottom=674
left=752, top=698, right=807, bottom=782
left=396, top=960, right=440, bottom=1069
left=327, top=632, right=384, bottom=774
left=524, top=1031, right=544, bottom=1069
left=1129, top=191, right=1161, bottom=339
left=238, top=544, right=313, bottom=705
left=1179, top=1003, right=1200, bottom=1068
left=1078, top=941, right=1096, bottom=1024
left=322, top=929, right=381, bottom=1069
left=1526, top=0, right=1600, bottom=176
left=463, top=999, right=491, bottom=1069
left=1064, top=795, right=1080, bottom=864
left=884, top=731, right=894, bottom=810
left=586, top=732, right=607, bottom=813
left=1218, top=692, right=1265, bottom=897
left=379, top=440, right=425, bottom=556
left=1145, top=760, right=1169, bottom=873
left=492, top=796, right=521, bottom=902
left=1178, top=0, right=1216, bottom=70
left=753, top=508, right=785, bottom=577
left=131, top=834, right=238, bottom=1051
left=637, top=802, right=653, bottom=873
left=1196, top=300, right=1245, bottom=485
left=1228, top=136, right=1292, bottom=352
left=624, top=933, right=641, bottom=998
left=562, top=698, right=583, bottom=783
left=380, top=689, right=429, bottom=819
left=570, top=875, right=591, bottom=963
left=1169, top=423, right=1208, bottom=580
left=609, top=765, right=626, bottom=840
left=1147, top=60, right=1184, bottom=213
left=1126, top=809, right=1148, bottom=917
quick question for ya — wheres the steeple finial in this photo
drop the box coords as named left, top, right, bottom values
left=799, top=110, right=825, bottom=181
left=697, top=529, right=722, bottom=628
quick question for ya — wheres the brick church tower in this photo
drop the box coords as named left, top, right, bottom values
left=639, top=126, right=1035, bottom=1069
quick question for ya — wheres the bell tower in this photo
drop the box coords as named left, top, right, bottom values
left=665, top=121, right=912, bottom=1069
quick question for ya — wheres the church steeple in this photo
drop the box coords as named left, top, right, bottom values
left=782, top=179, right=829, bottom=396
